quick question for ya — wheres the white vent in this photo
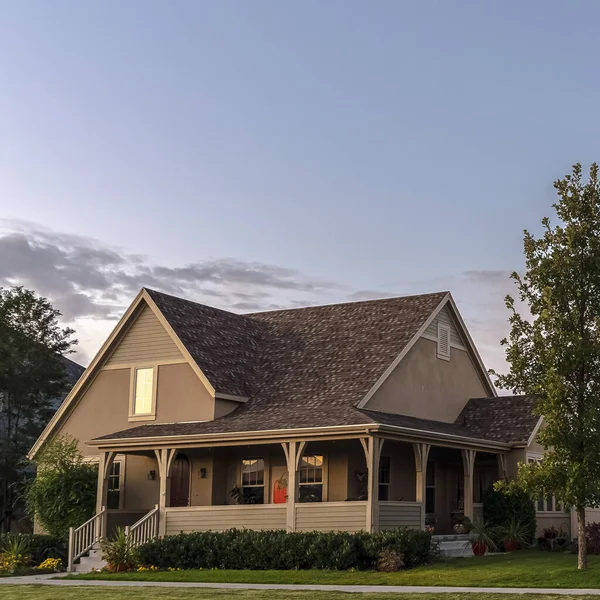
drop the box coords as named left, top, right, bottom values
left=437, top=322, right=451, bottom=360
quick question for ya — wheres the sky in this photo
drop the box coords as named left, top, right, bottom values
left=1, top=0, right=600, bottom=374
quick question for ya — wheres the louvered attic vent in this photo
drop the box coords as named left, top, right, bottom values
left=437, top=322, right=451, bottom=360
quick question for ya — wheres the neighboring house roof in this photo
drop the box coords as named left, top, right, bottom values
left=47, top=356, right=85, bottom=411
left=455, top=395, right=541, bottom=444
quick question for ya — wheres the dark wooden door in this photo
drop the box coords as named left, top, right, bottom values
left=169, top=454, right=190, bottom=507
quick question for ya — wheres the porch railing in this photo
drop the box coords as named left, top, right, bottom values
left=67, top=505, right=106, bottom=572
left=126, top=504, right=159, bottom=548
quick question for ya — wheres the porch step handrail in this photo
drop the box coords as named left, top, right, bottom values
left=126, top=504, right=159, bottom=548
left=67, top=505, right=106, bottom=571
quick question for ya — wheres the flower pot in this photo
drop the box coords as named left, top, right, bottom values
left=471, top=542, right=487, bottom=556
left=453, top=524, right=466, bottom=534
left=504, top=539, right=518, bottom=552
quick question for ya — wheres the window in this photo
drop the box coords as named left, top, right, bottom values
left=378, top=456, right=391, bottom=501
left=528, top=455, right=562, bottom=512
left=437, top=323, right=451, bottom=360
left=107, top=461, right=122, bottom=510
left=425, top=460, right=436, bottom=513
left=241, top=458, right=265, bottom=504
left=299, top=455, right=323, bottom=502
left=133, top=367, right=154, bottom=416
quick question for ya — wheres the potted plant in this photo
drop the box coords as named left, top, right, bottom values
left=556, top=526, right=568, bottom=548
left=500, top=518, right=529, bottom=552
left=425, top=514, right=437, bottom=534
left=452, top=514, right=472, bottom=534
left=470, top=520, right=498, bottom=557
left=100, top=527, right=135, bottom=572
left=544, top=525, right=558, bottom=540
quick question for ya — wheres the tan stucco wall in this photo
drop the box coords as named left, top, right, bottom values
left=366, top=338, right=488, bottom=422
left=155, top=363, right=215, bottom=422
left=123, top=454, right=160, bottom=510
left=214, top=398, right=240, bottom=419
left=384, top=441, right=416, bottom=502
left=55, top=363, right=214, bottom=456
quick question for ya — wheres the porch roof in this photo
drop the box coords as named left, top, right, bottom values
left=90, top=405, right=516, bottom=449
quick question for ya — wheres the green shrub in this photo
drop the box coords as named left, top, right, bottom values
left=483, top=485, right=536, bottom=546
left=0, top=534, right=66, bottom=564
left=136, top=527, right=435, bottom=571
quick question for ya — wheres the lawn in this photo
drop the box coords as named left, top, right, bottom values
left=0, top=589, right=599, bottom=600
left=65, top=551, right=600, bottom=588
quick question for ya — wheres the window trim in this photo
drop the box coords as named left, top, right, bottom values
left=239, top=457, right=267, bottom=504
left=527, top=453, right=564, bottom=513
left=128, top=365, right=158, bottom=421
left=298, top=454, right=325, bottom=502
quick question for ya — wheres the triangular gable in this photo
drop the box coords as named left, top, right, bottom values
left=357, top=293, right=496, bottom=409
left=28, top=289, right=216, bottom=458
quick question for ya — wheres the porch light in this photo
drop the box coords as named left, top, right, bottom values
left=147, top=470, right=156, bottom=481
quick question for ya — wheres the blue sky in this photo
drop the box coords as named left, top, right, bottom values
left=1, top=1, right=599, bottom=371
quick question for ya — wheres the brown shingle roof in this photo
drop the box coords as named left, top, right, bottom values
left=455, top=395, right=540, bottom=443
left=94, top=407, right=497, bottom=443
left=147, top=288, right=447, bottom=409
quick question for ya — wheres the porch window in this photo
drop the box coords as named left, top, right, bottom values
left=133, top=368, right=154, bottom=415
left=241, top=458, right=265, bottom=504
left=378, top=456, right=391, bottom=501
left=528, top=455, right=562, bottom=512
left=107, top=461, right=122, bottom=510
left=299, top=455, right=323, bottom=502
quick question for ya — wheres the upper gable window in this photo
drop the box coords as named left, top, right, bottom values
left=437, top=322, right=451, bottom=361
left=131, top=367, right=156, bottom=419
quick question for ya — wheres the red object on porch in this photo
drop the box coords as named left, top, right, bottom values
left=273, top=482, right=287, bottom=504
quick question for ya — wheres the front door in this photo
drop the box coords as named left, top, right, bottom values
left=169, top=454, right=190, bottom=507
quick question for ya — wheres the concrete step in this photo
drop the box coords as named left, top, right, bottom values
left=434, top=536, right=474, bottom=558
left=73, top=554, right=107, bottom=573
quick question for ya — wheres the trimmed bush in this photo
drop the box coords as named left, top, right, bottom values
left=483, top=486, right=536, bottom=546
left=136, top=528, right=435, bottom=571
left=0, top=533, right=67, bottom=564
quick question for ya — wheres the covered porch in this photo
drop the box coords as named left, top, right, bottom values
left=91, top=426, right=509, bottom=538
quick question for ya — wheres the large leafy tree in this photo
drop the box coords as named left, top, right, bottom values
left=495, top=163, right=600, bottom=569
left=26, top=435, right=97, bottom=539
left=0, top=286, right=76, bottom=532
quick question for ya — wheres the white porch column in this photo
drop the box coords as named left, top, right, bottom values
left=461, top=449, right=476, bottom=522
left=281, top=441, right=306, bottom=532
left=154, top=448, right=177, bottom=537
left=361, top=436, right=384, bottom=533
left=412, top=443, right=431, bottom=530
left=96, top=451, right=115, bottom=538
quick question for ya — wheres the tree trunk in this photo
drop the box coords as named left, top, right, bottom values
left=578, top=507, right=588, bottom=570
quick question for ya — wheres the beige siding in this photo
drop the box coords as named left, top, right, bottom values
left=295, top=502, right=367, bottom=533
left=379, top=502, right=421, bottom=530
left=536, top=512, right=570, bottom=538
left=587, top=508, right=600, bottom=524
left=423, top=305, right=466, bottom=348
left=106, top=304, right=183, bottom=365
left=366, top=338, right=488, bottom=422
left=165, top=505, right=286, bottom=534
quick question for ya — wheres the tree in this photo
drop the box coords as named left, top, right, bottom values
left=26, top=436, right=97, bottom=539
left=494, top=163, right=600, bottom=569
left=0, top=286, right=76, bottom=532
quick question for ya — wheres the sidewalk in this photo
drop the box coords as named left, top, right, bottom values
left=1, top=574, right=600, bottom=595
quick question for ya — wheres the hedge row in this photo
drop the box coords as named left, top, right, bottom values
left=0, top=533, right=67, bottom=564
left=136, top=528, right=436, bottom=571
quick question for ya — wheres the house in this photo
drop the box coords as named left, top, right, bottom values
left=29, top=288, right=573, bottom=564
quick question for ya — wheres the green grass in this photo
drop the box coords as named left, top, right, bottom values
left=64, top=551, right=600, bottom=588
left=0, top=589, right=599, bottom=600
